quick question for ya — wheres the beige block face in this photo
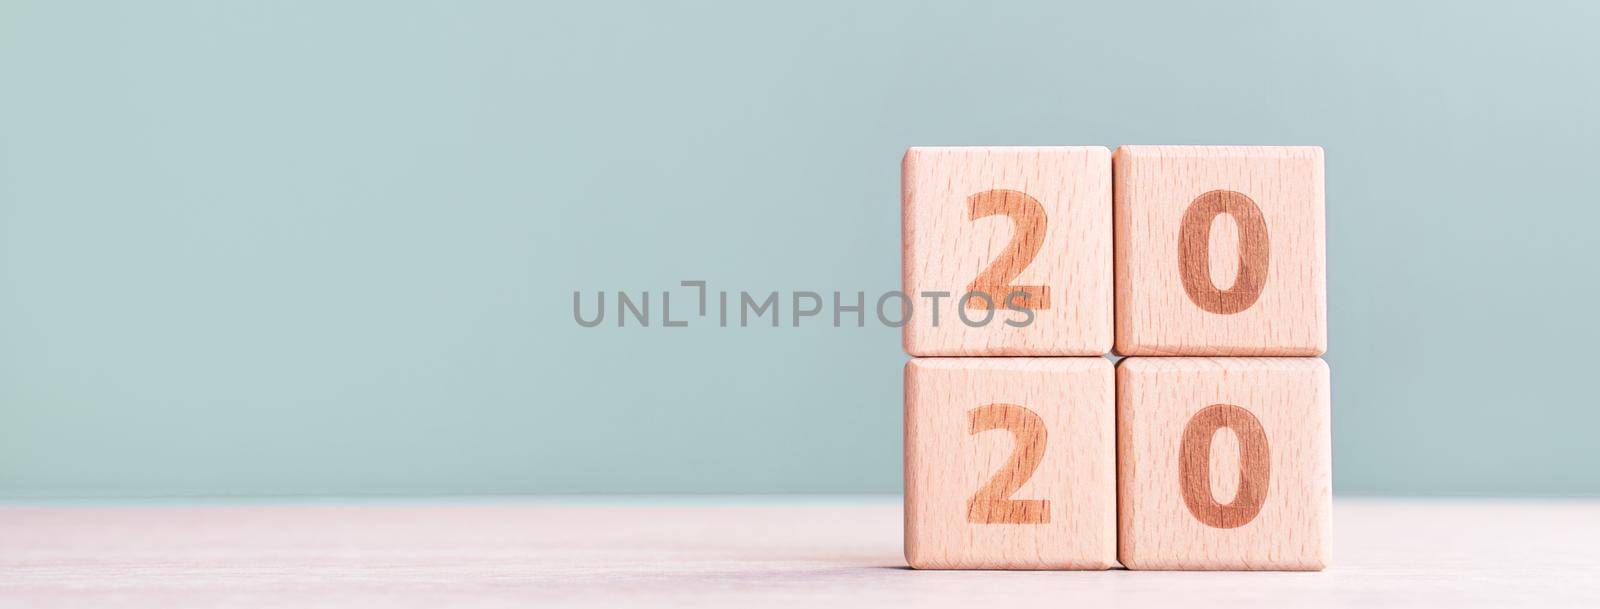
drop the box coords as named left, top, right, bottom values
left=1117, top=357, right=1331, bottom=571
left=904, top=357, right=1115, bottom=570
left=902, top=147, right=1112, bottom=356
left=1113, top=146, right=1326, bottom=356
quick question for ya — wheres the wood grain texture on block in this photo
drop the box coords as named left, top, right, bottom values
left=903, top=147, right=1112, bottom=356
left=1113, top=145, right=1326, bottom=356
left=905, top=357, right=1115, bottom=570
left=1117, top=357, right=1331, bottom=571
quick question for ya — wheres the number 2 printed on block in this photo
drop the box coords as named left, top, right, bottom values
left=966, top=403, right=1050, bottom=525
left=902, top=146, right=1112, bottom=356
left=904, top=358, right=1115, bottom=569
left=965, top=189, right=1050, bottom=311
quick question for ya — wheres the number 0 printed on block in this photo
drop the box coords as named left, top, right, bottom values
left=1116, top=357, right=1331, bottom=571
left=1113, top=145, right=1326, bottom=356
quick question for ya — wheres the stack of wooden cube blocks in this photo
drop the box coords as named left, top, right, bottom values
left=903, top=146, right=1329, bottom=571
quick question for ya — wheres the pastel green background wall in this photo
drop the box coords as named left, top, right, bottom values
left=3, top=1, right=1597, bottom=498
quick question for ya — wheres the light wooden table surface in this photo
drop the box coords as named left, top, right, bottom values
left=3, top=497, right=1597, bottom=608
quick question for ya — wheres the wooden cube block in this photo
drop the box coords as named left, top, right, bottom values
left=902, top=147, right=1112, bottom=356
left=1116, top=357, right=1331, bottom=570
left=1113, top=145, right=1326, bottom=356
left=904, top=357, right=1115, bottom=570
